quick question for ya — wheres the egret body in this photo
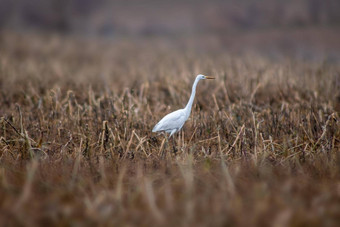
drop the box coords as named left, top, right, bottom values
left=152, top=74, right=214, bottom=137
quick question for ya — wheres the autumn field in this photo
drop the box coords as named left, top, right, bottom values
left=0, top=30, right=339, bottom=227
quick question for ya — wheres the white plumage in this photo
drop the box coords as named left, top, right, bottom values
left=152, top=74, right=215, bottom=137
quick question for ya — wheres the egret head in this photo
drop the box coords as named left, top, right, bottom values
left=197, top=74, right=215, bottom=80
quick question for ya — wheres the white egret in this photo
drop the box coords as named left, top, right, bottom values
left=152, top=74, right=215, bottom=137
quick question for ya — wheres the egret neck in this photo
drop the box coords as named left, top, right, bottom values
left=184, top=76, right=200, bottom=118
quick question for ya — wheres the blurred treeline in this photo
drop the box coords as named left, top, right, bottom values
left=0, top=0, right=339, bottom=36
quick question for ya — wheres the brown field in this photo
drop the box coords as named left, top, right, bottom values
left=0, top=31, right=340, bottom=226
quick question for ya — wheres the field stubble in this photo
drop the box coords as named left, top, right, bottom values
left=0, top=32, right=340, bottom=226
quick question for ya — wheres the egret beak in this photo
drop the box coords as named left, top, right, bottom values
left=205, top=76, right=215, bottom=80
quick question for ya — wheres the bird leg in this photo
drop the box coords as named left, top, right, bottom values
left=171, top=136, right=178, bottom=155
left=161, top=135, right=168, bottom=159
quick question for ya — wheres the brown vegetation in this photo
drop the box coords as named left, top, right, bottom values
left=0, top=31, right=339, bottom=226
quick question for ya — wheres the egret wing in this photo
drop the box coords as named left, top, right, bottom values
left=152, top=109, right=186, bottom=133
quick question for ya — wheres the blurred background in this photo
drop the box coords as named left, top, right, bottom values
left=0, top=0, right=339, bottom=59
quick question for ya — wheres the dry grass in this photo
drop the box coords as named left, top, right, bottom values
left=0, top=31, right=339, bottom=226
